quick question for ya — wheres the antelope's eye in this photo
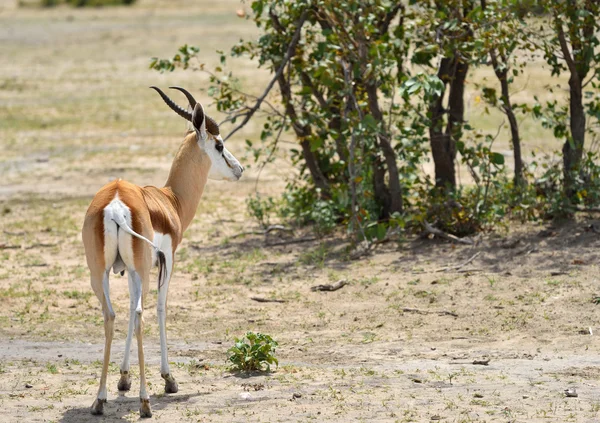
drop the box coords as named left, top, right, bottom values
left=216, top=142, right=224, bottom=153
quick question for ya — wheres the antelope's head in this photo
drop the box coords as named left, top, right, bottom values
left=150, top=86, right=244, bottom=182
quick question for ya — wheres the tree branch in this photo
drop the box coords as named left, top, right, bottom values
left=554, top=16, right=578, bottom=78
left=379, top=3, right=404, bottom=35
left=223, top=10, right=308, bottom=141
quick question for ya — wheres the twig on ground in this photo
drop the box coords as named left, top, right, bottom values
left=3, top=230, right=25, bottom=236
left=449, top=358, right=491, bottom=365
left=423, top=221, right=474, bottom=245
left=401, top=307, right=458, bottom=318
left=229, top=225, right=295, bottom=240
left=0, top=244, right=20, bottom=250
left=435, top=252, right=481, bottom=272
left=456, top=268, right=482, bottom=273
left=576, top=206, right=600, bottom=213
left=229, top=230, right=265, bottom=239
left=25, top=243, right=57, bottom=250
left=250, top=297, right=287, bottom=303
left=264, top=225, right=294, bottom=235
left=267, top=237, right=316, bottom=247
left=311, top=280, right=347, bottom=292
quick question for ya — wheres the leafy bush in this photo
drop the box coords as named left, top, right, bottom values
left=151, top=0, right=600, bottom=241
left=227, top=332, right=278, bottom=373
left=246, top=194, right=278, bottom=229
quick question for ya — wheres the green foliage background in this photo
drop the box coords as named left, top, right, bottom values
left=152, top=0, right=600, bottom=241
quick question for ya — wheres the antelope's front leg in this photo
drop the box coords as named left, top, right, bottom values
left=158, top=253, right=177, bottom=393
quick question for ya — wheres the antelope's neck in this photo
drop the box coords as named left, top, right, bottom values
left=163, top=133, right=210, bottom=232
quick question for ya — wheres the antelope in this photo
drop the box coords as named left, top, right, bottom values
left=82, top=87, right=243, bottom=418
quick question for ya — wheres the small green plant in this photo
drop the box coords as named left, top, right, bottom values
left=227, top=332, right=278, bottom=372
left=246, top=194, right=278, bottom=229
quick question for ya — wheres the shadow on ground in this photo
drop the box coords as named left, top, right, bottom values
left=60, top=392, right=204, bottom=422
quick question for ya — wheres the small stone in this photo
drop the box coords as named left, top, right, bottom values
left=292, top=392, right=302, bottom=399
left=25, top=383, right=33, bottom=389
left=522, top=395, right=529, bottom=399
left=239, top=392, right=253, bottom=401
left=430, top=416, right=441, bottom=421
left=564, top=388, right=578, bottom=398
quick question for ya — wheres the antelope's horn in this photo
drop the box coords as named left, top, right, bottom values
left=169, top=86, right=220, bottom=136
left=150, top=86, right=191, bottom=122
left=169, top=86, right=197, bottom=107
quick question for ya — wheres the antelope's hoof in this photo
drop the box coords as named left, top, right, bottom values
left=117, top=371, right=131, bottom=391
left=162, top=373, right=178, bottom=394
left=140, top=398, right=152, bottom=418
left=91, top=398, right=106, bottom=415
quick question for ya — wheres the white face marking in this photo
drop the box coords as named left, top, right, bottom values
left=192, top=106, right=243, bottom=181
left=205, top=135, right=244, bottom=181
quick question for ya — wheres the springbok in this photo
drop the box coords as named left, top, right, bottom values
left=82, top=87, right=243, bottom=417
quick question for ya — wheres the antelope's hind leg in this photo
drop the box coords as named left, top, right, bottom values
left=157, top=248, right=178, bottom=393
left=130, top=269, right=152, bottom=418
left=117, top=270, right=137, bottom=392
left=91, top=270, right=115, bottom=416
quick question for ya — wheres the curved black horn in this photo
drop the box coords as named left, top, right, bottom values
left=150, top=86, right=191, bottom=121
left=169, top=86, right=220, bottom=136
left=169, top=86, right=197, bottom=107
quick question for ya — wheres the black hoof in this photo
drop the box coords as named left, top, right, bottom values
left=91, top=398, right=106, bottom=415
left=117, top=371, right=131, bottom=391
left=140, top=398, right=152, bottom=418
left=162, top=373, right=178, bottom=394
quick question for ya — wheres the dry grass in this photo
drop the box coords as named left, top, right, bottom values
left=1, top=2, right=600, bottom=422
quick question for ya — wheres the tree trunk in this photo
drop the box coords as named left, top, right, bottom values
left=563, top=73, right=585, bottom=198
left=554, top=9, right=590, bottom=201
left=490, top=49, right=524, bottom=187
left=506, top=104, right=524, bottom=187
left=429, top=57, right=457, bottom=189
left=428, top=2, right=473, bottom=190
left=365, top=82, right=403, bottom=215
left=277, top=72, right=331, bottom=197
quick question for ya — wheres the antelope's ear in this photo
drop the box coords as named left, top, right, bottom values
left=192, top=103, right=207, bottom=141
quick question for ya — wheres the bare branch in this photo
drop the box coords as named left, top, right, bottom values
left=401, top=307, right=458, bottom=318
left=423, top=221, right=474, bottom=245
left=311, top=280, right=348, bottom=292
left=434, top=251, right=481, bottom=272
left=379, top=3, right=404, bottom=35
left=554, top=17, right=578, bottom=78
left=250, top=297, right=287, bottom=303
left=222, top=10, right=308, bottom=142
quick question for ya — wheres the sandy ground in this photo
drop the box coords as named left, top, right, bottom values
left=2, top=1, right=600, bottom=422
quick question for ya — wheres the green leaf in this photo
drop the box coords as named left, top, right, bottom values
left=361, top=114, right=378, bottom=130
left=489, top=152, right=505, bottom=165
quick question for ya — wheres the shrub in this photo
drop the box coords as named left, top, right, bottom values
left=227, top=332, right=278, bottom=373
